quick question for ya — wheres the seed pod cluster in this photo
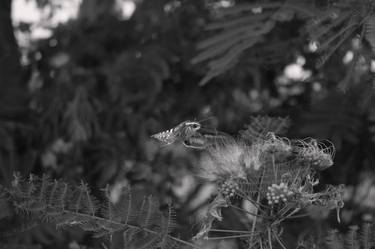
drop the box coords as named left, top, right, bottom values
left=266, top=182, right=293, bottom=205
left=219, top=179, right=239, bottom=199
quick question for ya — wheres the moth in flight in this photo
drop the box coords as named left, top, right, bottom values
left=151, top=120, right=201, bottom=146
left=151, top=120, right=231, bottom=149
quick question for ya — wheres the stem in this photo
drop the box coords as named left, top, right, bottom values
left=276, top=203, right=291, bottom=217
left=249, top=181, right=263, bottom=247
left=236, top=190, right=269, bottom=210
left=286, top=213, right=309, bottom=219
left=291, top=167, right=302, bottom=185
left=209, top=228, right=253, bottom=234
left=206, top=234, right=254, bottom=240
left=267, top=228, right=273, bottom=249
left=272, top=230, right=287, bottom=249
left=229, top=204, right=269, bottom=219
left=57, top=210, right=199, bottom=249
left=271, top=154, right=277, bottom=182
left=169, top=236, right=199, bottom=248
left=247, top=238, right=259, bottom=249
left=272, top=208, right=301, bottom=226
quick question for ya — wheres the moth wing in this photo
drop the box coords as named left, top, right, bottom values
left=183, top=129, right=233, bottom=149
left=183, top=132, right=208, bottom=149
left=151, top=130, right=177, bottom=145
left=198, top=127, right=234, bottom=147
left=205, top=134, right=234, bottom=147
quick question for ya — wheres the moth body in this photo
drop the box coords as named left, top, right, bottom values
left=151, top=120, right=201, bottom=145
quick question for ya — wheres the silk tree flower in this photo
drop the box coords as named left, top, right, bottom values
left=293, top=138, right=335, bottom=171
left=192, top=118, right=342, bottom=246
left=197, top=133, right=296, bottom=185
left=197, top=140, right=249, bottom=181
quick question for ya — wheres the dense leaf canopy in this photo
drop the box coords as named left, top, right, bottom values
left=1, top=0, right=375, bottom=248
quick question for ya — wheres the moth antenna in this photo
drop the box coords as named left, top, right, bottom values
left=196, top=116, right=216, bottom=125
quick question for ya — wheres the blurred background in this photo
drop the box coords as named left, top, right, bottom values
left=1, top=0, right=375, bottom=248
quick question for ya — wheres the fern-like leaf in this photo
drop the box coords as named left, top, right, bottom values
left=194, top=0, right=375, bottom=83
left=1, top=174, right=192, bottom=249
left=0, top=244, right=42, bottom=249
left=192, top=1, right=317, bottom=85
left=239, top=116, right=291, bottom=143
left=365, top=16, right=375, bottom=53
left=298, top=223, right=375, bottom=249
left=360, top=222, right=374, bottom=249
left=298, top=90, right=363, bottom=150
left=326, top=229, right=344, bottom=249
left=344, top=226, right=359, bottom=249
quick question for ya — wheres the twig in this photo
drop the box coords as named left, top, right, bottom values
left=249, top=167, right=266, bottom=247
left=229, top=204, right=269, bottom=219
left=267, top=228, right=273, bottom=249
left=272, top=230, right=287, bottom=249
left=206, top=234, right=254, bottom=240
left=210, top=228, right=253, bottom=234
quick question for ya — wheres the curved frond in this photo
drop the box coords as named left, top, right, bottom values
left=364, top=16, right=375, bottom=53
left=239, top=116, right=291, bottom=143
left=192, top=1, right=316, bottom=85
left=360, top=222, right=374, bottom=249
left=326, top=230, right=344, bottom=249
left=344, top=226, right=359, bottom=249
left=2, top=174, right=190, bottom=249
left=194, top=0, right=374, bottom=83
left=298, top=91, right=363, bottom=150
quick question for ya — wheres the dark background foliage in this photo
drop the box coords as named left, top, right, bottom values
left=1, top=0, right=375, bottom=248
